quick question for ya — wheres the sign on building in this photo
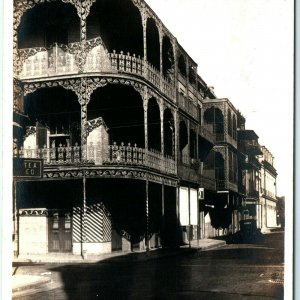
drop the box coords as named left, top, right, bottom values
left=13, top=158, right=43, bottom=179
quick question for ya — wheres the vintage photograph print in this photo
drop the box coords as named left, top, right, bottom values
left=9, top=0, right=293, bottom=299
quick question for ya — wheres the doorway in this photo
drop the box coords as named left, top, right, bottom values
left=48, top=210, right=72, bottom=252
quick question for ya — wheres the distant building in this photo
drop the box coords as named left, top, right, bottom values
left=201, top=99, right=242, bottom=237
left=259, top=147, right=279, bottom=232
left=237, top=112, right=262, bottom=227
left=276, top=196, right=285, bottom=229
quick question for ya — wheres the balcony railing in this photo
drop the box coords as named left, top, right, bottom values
left=216, top=180, right=238, bottom=192
left=247, top=190, right=260, bottom=199
left=200, top=175, right=216, bottom=191
left=18, top=40, right=175, bottom=100
left=16, top=142, right=176, bottom=175
left=216, top=180, right=226, bottom=191
left=178, top=93, right=198, bottom=120
left=261, top=188, right=276, bottom=199
left=200, top=124, right=215, bottom=143
left=180, top=155, right=202, bottom=170
left=215, top=133, right=225, bottom=142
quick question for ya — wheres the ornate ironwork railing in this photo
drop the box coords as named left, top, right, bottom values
left=200, top=175, right=216, bottom=191
left=16, top=142, right=176, bottom=175
left=17, top=39, right=175, bottom=100
left=216, top=180, right=226, bottom=191
left=261, top=188, right=276, bottom=200
left=247, top=190, right=260, bottom=199
left=200, top=124, right=215, bottom=143
left=178, top=93, right=198, bottom=120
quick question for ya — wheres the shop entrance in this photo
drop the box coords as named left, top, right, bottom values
left=48, top=210, right=72, bottom=252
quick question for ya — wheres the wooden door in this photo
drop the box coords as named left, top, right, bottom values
left=48, top=211, right=72, bottom=253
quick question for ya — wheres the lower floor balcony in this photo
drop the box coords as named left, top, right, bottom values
left=16, top=143, right=176, bottom=176
left=216, top=180, right=238, bottom=193
left=247, top=190, right=260, bottom=199
left=199, top=175, right=216, bottom=191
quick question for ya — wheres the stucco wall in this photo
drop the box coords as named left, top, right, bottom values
left=19, top=215, right=48, bottom=254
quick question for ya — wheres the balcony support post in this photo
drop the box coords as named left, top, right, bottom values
left=81, top=175, right=87, bottom=259
left=161, top=182, right=165, bottom=248
left=176, top=183, right=180, bottom=248
left=145, top=179, right=150, bottom=252
left=158, top=25, right=163, bottom=87
left=160, top=104, right=164, bottom=155
left=142, top=13, right=147, bottom=75
left=143, top=94, right=148, bottom=150
left=174, top=110, right=178, bottom=169
left=188, top=186, right=191, bottom=248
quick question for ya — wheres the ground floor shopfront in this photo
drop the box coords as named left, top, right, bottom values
left=201, top=190, right=244, bottom=238
left=14, top=176, right=214, bottom=257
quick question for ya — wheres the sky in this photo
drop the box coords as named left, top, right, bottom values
left=146, top=0, right=294, bottom=200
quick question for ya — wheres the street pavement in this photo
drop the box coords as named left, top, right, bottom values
left=11, top=233, right=284, bottom=300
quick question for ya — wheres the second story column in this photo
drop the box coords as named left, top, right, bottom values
left=187, top=119, right=190, bottom=163
left=143, top=88, right=149, bottom=150
left=159, top=26, right=163, bottom=88
left=174, top=110, right=179, bottom=167
left=160, top=103, right=165, bottom=155
left=79, top=83, right=88, bottom=161
left=142, top=13, right=147, bottom=76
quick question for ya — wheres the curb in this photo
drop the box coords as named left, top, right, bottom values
left=13, top=241, right=226, bottom=264
left=12, top=275, right=52, bottom=293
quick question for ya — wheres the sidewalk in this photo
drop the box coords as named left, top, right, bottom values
left=12, top=239, right=226, bottom=295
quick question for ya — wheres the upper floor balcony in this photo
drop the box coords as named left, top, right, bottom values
left=15, top=142, right=176, bottom=176
left=238, top=130, right=262, bottom=156
left=261, top=188, right=276, bottom=200
left=178, top=93, right=199, bottom=120
left=200, top=124, right=216, bottom=144
left=203, top=99, right=238, bottom=148
left=216, top=180, right=238, bottom=193
left=200, top=175, right=216, bottom=191
left=17, top=40, right=175, bottom=100
left=247, top=189, right=260, bottom=199
left=243, top=155, right=261, bottom=170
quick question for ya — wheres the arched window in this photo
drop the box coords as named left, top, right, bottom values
left=24, top=87, right=81, bottom=146
left=146, top=18, right=160, bottom=70
left=215, top=152, right=225, bottom=181
left=190, top=129, right=197, bottom=159
left=162, top=35, right=174, bottom=81
left=148, top=98, right=161, bottom=151
left=188, top=66, right=196, bottom=85
left=18, top=2, right=80, bottom=48
left=163, top=109, right=174, bottom=157
left=227, top=109, right=232, bottom=137
left=178, top=55, right=187, bottom=77
left=232, top=114, right=237, bottom=140
left=87, top=0, right=143, bottom=57
left=204, top=107, right=224, bottom=141
left=179, top=120, right=188, bottom=162
left=88, top=84, right=144, bottom=147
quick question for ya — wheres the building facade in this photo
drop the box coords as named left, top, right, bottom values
left=259, top=146, right=279, bottom=232
left=200, top=99, right=243, bottom=238
left=237, top=112, right=262, bottom=228
left=13, top=0, right=281, bottom=258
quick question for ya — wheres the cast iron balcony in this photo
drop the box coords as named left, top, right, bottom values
left=200, top=124, right=215, bottom=143
left=17, top=38, right=175, bottom=100
left=16, top=142, right=176, bottom=176
left=178, top=93, right=199, bottom=120
left=247, top=190, right=260, bottom=199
